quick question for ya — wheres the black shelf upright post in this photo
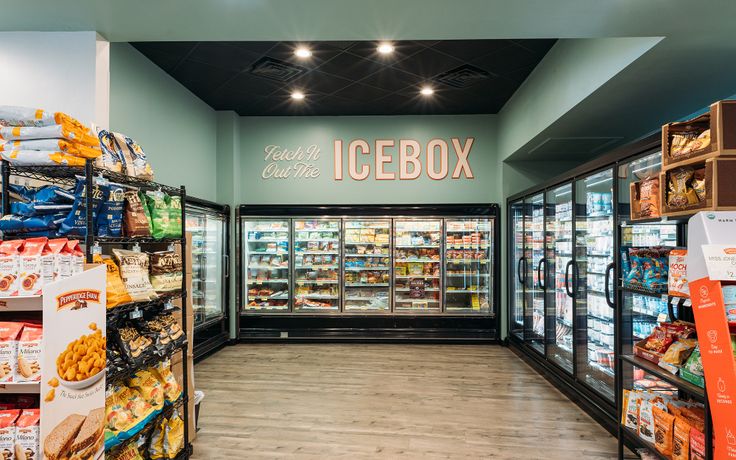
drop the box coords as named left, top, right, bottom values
left=1, top=160, right=9, bottom=216
left=84, top=159, right=95, bottom=263
left=179, top=184, right=191, bottom=456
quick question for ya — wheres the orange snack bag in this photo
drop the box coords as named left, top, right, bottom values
left=653, top=406, right=675, bottom=457
left=93, top=254, right=132, bottom=308
left=673, top=415, right=692, bottom=460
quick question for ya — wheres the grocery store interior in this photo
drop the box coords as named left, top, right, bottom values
left=1, top=1, right=736, bottom=459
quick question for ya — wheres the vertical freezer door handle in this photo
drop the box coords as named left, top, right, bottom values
left=604, top=262, right=615, bottom=308
left=537, top=258, right=546, bottom=290
left=564, top=260, right=574, bottom=297
left=517, top=257, right=525, bottom=284
left=224, top=254, right=230, bottom=278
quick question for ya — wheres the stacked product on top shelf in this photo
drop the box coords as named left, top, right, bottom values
left=294, top=219, right=341, bottom=312
left=0, top=105, right=193, bottom=459
left=394, top=219, right=442, bottom=312
left=344, top=219, right=390, bottom=312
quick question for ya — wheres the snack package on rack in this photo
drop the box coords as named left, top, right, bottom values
left=672, top=415, right=692, bottom=460
left=16, top=408, right=40, bottom=460
left=144, top=192, right=172, bottom=239
left=668, top=249, right=689, bottom=298
left=93, top=254, right=133, bottom=308
left=0, top=409, right=20, bottom=459
left=105, top=383, right=157, bottom=449
left=123, top=191, right=152, bottom=238
left=58, top=177, right=107, bottom=237
left=115, top=324, right=153, bottom=366
left=96, top=130, right=124, bottom=173
left=18, top=237, right=48, bottom=296
left=97, top=182, right=126, bottom=237
left=658, top=338, right=697, bottom=374
left=152, top=359, right=182, bottom=404
left=106, top=342, right=127, bottom=378
left=0, top=213, right=67, bottom=235
left=113, top=249, right=158, bottom=302
left=149, top=411, right=184, bottom=460
left=652, top=405, right=675, bottom=457
left=149, top=251, right=183, bottom=294
left=16, top=323, right=42, bottom=382
left=128, top=370, right=164, bottom=412
left=0, top=138, right=100, bottom=159
left=166, top=196, right=182, bottom=238
left=0, top=149, right=89, bottom=166
left=107, top=442, right=145, bottom=460
left=0, top=124, right=99, bottom=147
left=117, top=133, right=153, bottom=180
left=0, top=240, right=23, bottom=296
left=41, top=238, right=68, bottom=284
left=0, top=322, right=23, bottom=382
left=669, top=129, right=711, bottom=158
left=65, top=240, right=85, bottom=275
left=638, top=176, right=661, bottom=218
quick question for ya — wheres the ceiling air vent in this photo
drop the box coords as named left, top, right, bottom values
left=250, top=57, right=306, bottom=82
left=434, top=65, right=491, bottom=88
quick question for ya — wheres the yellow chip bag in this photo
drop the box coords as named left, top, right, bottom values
left=94, top=254, right=132, bottom=308
left=164, top=413, right=185, bottom=459
left=152, top=359, right=182, bottom=404
left=128, top=369, right=164, bottom=411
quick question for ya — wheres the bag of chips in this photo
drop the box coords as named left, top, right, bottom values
left=96, top=130, right=124, bottom=173
left=0, top=213, right=66, bottom=234
left=123, top=191, right=152, bottom=238
left=112, top=249, right=157, bottom=301
left=128, top=369, right=164, bottom=411
left=58, top=177, right=106, bottom=237
left=672, top=416, right=692, bottom=460
left=149, top=251, right=183, bottom=293
left=152, top=359, right=182, bottom=404
left=164, top=412, right=184, bottom=459
left=93, top=254, right=132, bottom=308
left=145, top=192, right=171, bottom=239
left=118, top=134, right=154, bottom=180
left=166, top=195, right=182, bottom=238
left=96, top=183, right=125, bottom=237
left=653, top=406, right=675, bottom=457
left=115, top=324, right=153, bottom=365
left=638, top=176, right=660, bottom=218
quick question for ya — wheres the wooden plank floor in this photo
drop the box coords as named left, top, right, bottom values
left=191, top=344, right=619, bottom=459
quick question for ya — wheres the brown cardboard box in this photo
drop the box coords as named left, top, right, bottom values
left=170, top=350, right=196, bottom=441
left=173, top=232, right=193, bottom=274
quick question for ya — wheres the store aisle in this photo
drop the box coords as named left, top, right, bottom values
left=191, top=344, right=618, bottom=459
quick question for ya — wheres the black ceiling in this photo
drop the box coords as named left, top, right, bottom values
left=132, top=39, right=556, bottom=116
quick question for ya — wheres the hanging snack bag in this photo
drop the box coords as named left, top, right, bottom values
left=0, top=323, right=23, bottom=382
left=653, top=405, right=675, bottom=457
left=58, top=177, right=106, bottom=237
left=149, top=418, right=166, bottom=460
left=115, top=325, right=153, bottom=365
left=112, top=249, right=157, bottom=302
left=152, top=359, right=182, bottom=404
left=638, top=396, right=659, bottom=443
left=96, top=183, right=126, bottom=237
left=0, top=240, right=23, bottom=296
left=18, top=238, right=48, bottom=296
left=16, top=323, right=42, bottom=383
left=15, top=408, right=40, bottom=460
left=145, top=192, right=171, bottom=239
left=668, top=249, right=689, bottom=298
left=128, top=370, right=164, bottom=411
left=123, top=191, right=152, bottom=238
left=164, top=412, right=184, bottom=459
left=149, top=251, right=183, bottom=294
left=166, top=195, right=182, bottom=238
left=93, top=254, right=132, bottom=309
left=0, top=409, right=20, bottom=460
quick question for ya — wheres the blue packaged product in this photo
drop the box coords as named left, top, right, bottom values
left=96, top=183, right=125, bottom=237
left=58, top=177, right=107, bottom=236
left=0, top=213, right=65, bottom=233
left=10, top=202, right=73, bottom=217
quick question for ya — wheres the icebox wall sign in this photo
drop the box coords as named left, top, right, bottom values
left=260, top=137, right=476, bottom=182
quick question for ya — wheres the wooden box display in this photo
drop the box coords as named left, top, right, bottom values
left=660, top=157, right=736, bottom=217
left=662, top=100, right=736, bottom=169
left=629, top=177, right=661, bottom=221
left=634, top=338, right=663, bottom=364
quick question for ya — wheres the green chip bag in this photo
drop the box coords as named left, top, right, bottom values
left=166, top=195, right=182, bottom=238
left=145, top=192, right=170, bottom=239
left=139, top=190, right=154, bottom=235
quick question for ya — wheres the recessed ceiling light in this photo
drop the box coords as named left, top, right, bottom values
left=377, top=42, right=395, bottom=54
left=291, top=91, right=305, bottom=100
left=420, top=86, right=435, bottom=96
left=294, top=47, right=312, bottom=59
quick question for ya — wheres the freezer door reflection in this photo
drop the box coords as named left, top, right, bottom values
left=394, top=219, right=442, bottom=312
left=444, top=218, right=492, bottom=314
left=243, top=219, right=290, bottom=311
left=344, top=219, right=391, bottom=312
left=294, top=219, right=341, bottom=312
left=188, top=209, right=226, bottom=326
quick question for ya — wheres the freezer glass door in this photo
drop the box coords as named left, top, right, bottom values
left=394, top=219, right=442, bottom=312
left=293, top=219, right=341, bottom=312
left=617, top=152, right=680, bottom=357
left=444, top=218, right=492, bottom=314
left=510, top=200, right=524, bottom=339
left=242, top=219, right=290, bottom=312
left=343, top=219, right=391, bottom=312
left=525, top=194, right=545, bottom=353
left=575, top=168, right=616, bottom=402
left=545, top=184, right=574, bottom=373
left=188, top=209, right=226, bottom=327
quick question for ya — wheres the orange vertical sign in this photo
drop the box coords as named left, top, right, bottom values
left=689, top=276, right=736, bottom=459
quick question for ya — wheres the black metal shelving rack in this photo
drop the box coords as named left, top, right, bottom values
left=0, top=159, right=193, bottom=459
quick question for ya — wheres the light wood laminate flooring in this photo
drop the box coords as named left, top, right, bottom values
left=191, top=344, right=619, bottom=459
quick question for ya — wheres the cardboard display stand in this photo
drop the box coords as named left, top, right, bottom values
left=688, top=211, right=736, bottom=459
left=40, top=265, right=106, bottom=460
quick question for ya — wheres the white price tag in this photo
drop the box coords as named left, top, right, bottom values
left=702, top=245, right=736, bottom=281
left=129, top=308, right=143, bottom=319
left=657, top=313, right=668, bottom=323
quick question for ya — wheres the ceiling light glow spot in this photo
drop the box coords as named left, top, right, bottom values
left=377, top=42, right=395, bottom=54
left=420, top=86, right=435, bottom=96
left=291, top=91, right=305, bottom=101
left=294, top=47, right=312, bottom=58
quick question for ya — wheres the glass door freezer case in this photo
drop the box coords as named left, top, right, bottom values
left=186, top=197, right=230, bottom=361
left=236, top=204, right=500, bottom=340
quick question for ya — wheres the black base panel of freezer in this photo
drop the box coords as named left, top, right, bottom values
left=239, top=315, right=497, bottom=341
left=194, top=324, right=229, bottom=363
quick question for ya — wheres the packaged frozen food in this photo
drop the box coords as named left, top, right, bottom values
left=653, top=405, right=674, bottom=457
left=96, top=183, right=126, bottom=237
left=16, top=324, right=42, bottom=383
left=149, top=251, right=183, bottom=293
left=113, top=249, right=157, bottom=302
left=0, top=323, right=23, bottom=383
left=15, top=408, right=40, bottom=460
left=668, top=249, right=689, bottom=297
left=123, top=191, right=152, bottom=238
left=92, top=254, right=132, bottom=309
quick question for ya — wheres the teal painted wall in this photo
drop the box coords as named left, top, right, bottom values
left=236, top=115, right=498, bottom=205
left=109, top=43, right=218, bottom=201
